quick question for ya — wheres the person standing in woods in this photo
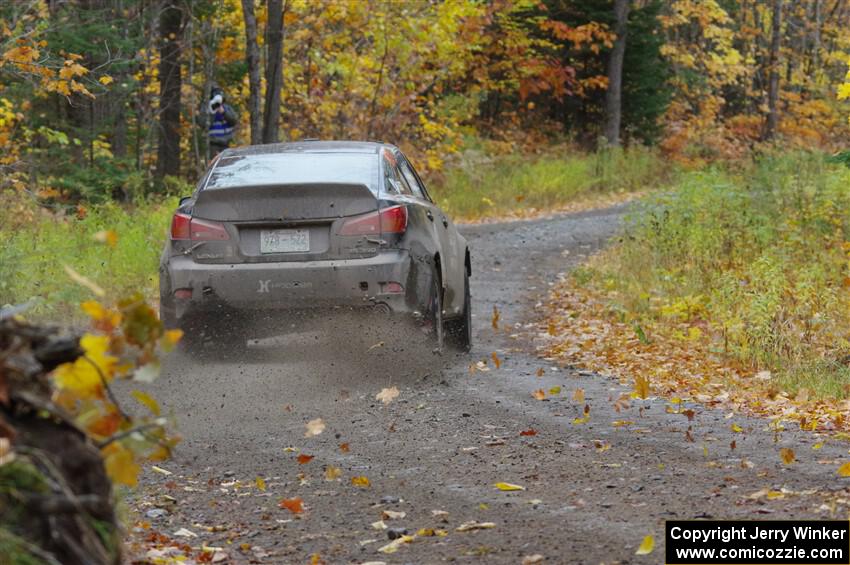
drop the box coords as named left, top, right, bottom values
left=207, top=87, right=238, bottom=157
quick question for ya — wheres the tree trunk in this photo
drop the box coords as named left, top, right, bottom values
left=262, top=0, right=284, bottom=143
left=604, top=0, right=629, bottom=147
left=155, top=0, right=184, bottom=179
left=763, top=0, right=782, bottom=141
left=242, top=0, right=262, bottom=145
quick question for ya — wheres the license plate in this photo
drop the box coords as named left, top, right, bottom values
left=260, top=229, right=310, bottom=253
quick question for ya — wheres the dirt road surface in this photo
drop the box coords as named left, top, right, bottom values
left=124, top=205, right=849, bottom=564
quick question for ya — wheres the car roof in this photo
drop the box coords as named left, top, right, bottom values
left=222, top=140, right=398, bottom=157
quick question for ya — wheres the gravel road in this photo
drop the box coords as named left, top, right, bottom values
left=124, top=204, right=849, bottom=564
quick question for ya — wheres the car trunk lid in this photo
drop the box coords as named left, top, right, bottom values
left=189, top=183, right=381, bottom=263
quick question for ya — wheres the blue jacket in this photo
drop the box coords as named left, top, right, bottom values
left=209, top=104, right=237, bottom=145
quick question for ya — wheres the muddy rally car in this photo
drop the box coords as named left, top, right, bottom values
left=159, top=141, right=471, bottom=357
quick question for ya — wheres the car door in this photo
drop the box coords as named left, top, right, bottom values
left=397, top=152, right=465, bottom=317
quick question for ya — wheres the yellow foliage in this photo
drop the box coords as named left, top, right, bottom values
left=52, top=334, right=117, bottom=398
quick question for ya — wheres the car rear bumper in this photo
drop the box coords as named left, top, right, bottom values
left=162, top=250, right=420, bottom=322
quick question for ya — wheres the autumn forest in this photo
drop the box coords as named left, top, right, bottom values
left=4, top=0, right=850, bottom=563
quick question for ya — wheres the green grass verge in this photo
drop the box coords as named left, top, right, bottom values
left=430, top=144, right=668, bottom=220
left=0, top=195, right=177, bottom=321
left=577, top=151, right=850, bottom=399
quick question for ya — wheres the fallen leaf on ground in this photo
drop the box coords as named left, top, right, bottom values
left=173, top=528, right=197, bottom=538
left=780, top=448, right=796, bottom=464
left=549, top=386, right=561, bottom=395
left=367, top=341, right=384, bottom=351
left=838, top=462, right=850, bottom=476
left=279, top=497, right=304, bottom=514
left=93, top=229, right=119, bottom=248
left=536, top=368, right=545, bottom=377
left=305, top=418, right=325, bottom=437
left=382, top=510, right=406, bottom=520
left=731, top=423, right=743, bottom=433
left=573, top=388, right=584, bottom=403
left=633, top=375, right=650, bottom=399
left=492, top=306, right=500, bottom=329
left=378, top=535, right=414, bottom=554
left=325, top=465, right=342, bottom=481
left=339, top=443, right=350, bottom=452
left=491, top=352, right=502, bottom=369
left=417, top=528, right=447, bottom=537
left=376, top=386, right=400, bottom=404
left=255, top=477, right=266, bottom=491
left=371, top=520, right=387, bottom=530
left=297, top=454, right=315, bottom=464
left=494, top=482, right=525, bottom=491
left=456, top=521, right=496, bottom=532
left=520, top=429, right=537, bottom=436
left=522, top=555, right=545, bottom=564
left=636, top=535, right=654, bottom=555
left=431, top=509, right=449, bottom=522
left=351, top=476, right=371, bottom=488
left=532, top=389, right=546, bottom=400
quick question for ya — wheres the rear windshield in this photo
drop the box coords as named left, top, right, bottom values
left=205, top=152, right=379, bottom=192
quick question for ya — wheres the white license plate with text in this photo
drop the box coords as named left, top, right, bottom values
left=260, top=229, right=310, bottom=253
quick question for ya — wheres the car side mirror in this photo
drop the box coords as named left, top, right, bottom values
left=179, top=196, right=192, bottom=206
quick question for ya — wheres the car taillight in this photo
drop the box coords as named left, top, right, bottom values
left=171, top=213, right=191, bottom=240
left=339, top=205, right=408, bottom=236
left=170, top=213, right=229, bottom=241
left=379, top=205, right=407, bottom=234
left=189, top=217, right=229, bottom=240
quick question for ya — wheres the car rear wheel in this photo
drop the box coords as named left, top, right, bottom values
left=445, top=269, right=472, bottom=352
left=427, top=270, right=444, bottom=353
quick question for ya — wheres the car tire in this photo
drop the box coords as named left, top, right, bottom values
left=445, top=269, right=472, bottom=352
left=427, top=269, right=444, bottom=353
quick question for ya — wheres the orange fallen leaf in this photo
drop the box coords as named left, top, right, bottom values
left=351, top=476, right=370, bottom=487
left=837, top=462, right=850, bottom=477
left=780, top=447, right=796, bottom=465
left=520, top=429, right=537, bottom=436
left=536, top=368, right=545, bottom=377
left=573, top=388, right=585, bottom=403
left=491, top=352, right=502, bottom=369
left=339, top=443, right=350, bottom=453
left=279, top=497, right=304, bottom=514
left=492, top=305, right=500, bottom=330
left=297, top=454, right=314, bottom=464
left=532, top=389, right=546, bottom=400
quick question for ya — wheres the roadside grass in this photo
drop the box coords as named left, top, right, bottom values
left=431, top=144, right=668, bottom=221
left=543, top=151, right=850, bottom=413
left=0, top=194, right=177, bottom=321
